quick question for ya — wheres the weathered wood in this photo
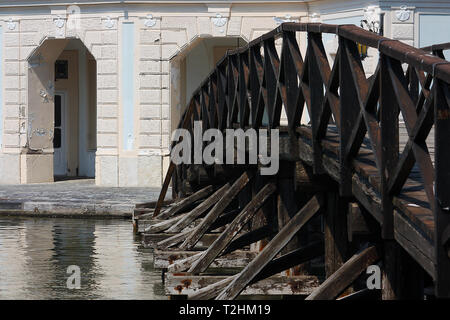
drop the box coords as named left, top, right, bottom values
left=156, top=185, right=214, bottom=220
left=324, top=191, right=349, bottom=278
left=216, top=194, right=323, bottom=300
left=305, top=246, right=381, bottom=300
left=382, top=240, right=425, bottom=299
left=154, top=250, right=257, bottom=269
left=144, top=213, right=187, bottom=233
left=136, top=199, right=176, bottom=209
left=223, top=225, right=276, bottom=255
left=434, top=78, right=450, bottom=297
left=167, top=252, right=204, bottom=273
left=155, top=229, right=192, bottom=249
left=348, top=202, right=380, bottom=241
left=166, top=183, right=231, bottom=233
left=166, top=274, right=319, bottom=297
left=180, top=171, right=253, bottom=250
left=252, top=240, right=324, bottom=283
left=393, top=210, right=435, bottom=278
left=277, top=161, right=300, bottom=258
left=189, top=183, right=277, bottom=274
left=188, top=241, right=324, bottom=300
left=142, top=233, right=219, bottom=249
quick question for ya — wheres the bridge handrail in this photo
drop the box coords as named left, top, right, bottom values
left=167, top=22, right=450, bottom=296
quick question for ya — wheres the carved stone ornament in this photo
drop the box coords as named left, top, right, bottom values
left=104, top=16, right=114, bottom=29
left=7, top=18, right=16, bottom=30
left=395, top=5, right=411, bottom=22
left=212, top=13, right=227, bottom=27
left=54, top=15, right=65, bottom=28
left=144, top=14, right=157, bottom=27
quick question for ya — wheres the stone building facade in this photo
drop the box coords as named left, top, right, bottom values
left=0, top=0, right=448, bottom=187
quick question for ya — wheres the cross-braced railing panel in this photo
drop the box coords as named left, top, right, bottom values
left=166, top=22, right=450, bottom=297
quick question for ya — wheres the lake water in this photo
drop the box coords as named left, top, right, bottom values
left=0, top=216, right=165, bottom=299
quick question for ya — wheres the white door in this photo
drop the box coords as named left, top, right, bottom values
left=53, top=92, right=67, bottom=176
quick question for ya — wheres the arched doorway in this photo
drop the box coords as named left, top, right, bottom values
left=26, top=38, right=97, bottom=182
left=170, top=37, right=247, bottom=134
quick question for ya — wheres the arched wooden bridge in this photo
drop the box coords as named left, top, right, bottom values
left=134, top=23, right=450, bottom=299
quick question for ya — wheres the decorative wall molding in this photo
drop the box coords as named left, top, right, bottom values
left=274, top=14, right=300, bottom=25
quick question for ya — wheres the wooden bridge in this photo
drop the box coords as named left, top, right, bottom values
left=133, top=23, right=450, bottom=299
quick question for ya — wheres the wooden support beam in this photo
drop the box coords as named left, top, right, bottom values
left=305, top=246, right=381, bottom=300
left=223, top=225, right=276, bottom=255
left=168, top=252, right=203, bottom=273
left=382, top=240, right=425, bottom=299
left=144, top=213, right=187, bottom=233
left=167, top=225, right=275, bottom=273
left=188, top=183, right=276, bottom=274
left=252, top=240, right=324, bottom=284
left=155, top=229, right=192, bottom=249
left=209, top=209, right=240, bottom=231
left=166, top=274, right=319, bottom=297
left=166, top=183, right=231, bottom=233
left=393, top=210, right=435, bottom=279
left=189, top=241, right=324, bottom=300
left=154, top=250, right=257, bottom=269
left=180, top=171, right=253, bottom=250
left=216, top=194, right=324, bottom=300
left=143, top=233, right=219, bottom=249
left=324, top=191, right=350, bottom=278
left=155, top=185, right=214, bottom=219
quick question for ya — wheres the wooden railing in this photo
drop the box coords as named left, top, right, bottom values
left=156, top=23, right=450, bottom=297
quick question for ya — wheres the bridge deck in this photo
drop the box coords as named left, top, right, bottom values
left=296, top=124, right=435, bottom=278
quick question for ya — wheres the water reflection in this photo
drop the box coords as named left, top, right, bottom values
left=0, top=217, right=165, bottom=300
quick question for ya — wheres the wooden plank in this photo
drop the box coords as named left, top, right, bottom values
left=144, top=213, right=187, bottom=233
left=251, top=240, right=324, bottom=284
left=190, top=241, right=324, bottom=300
left=154, top=250, right=257, bottom=269
left=135, top=199, right=175, bottom=209
left=305, top=246, right=381, bottom=300
left=155, top=229, right=192, bottom=250
left=167, top=252, right=204, bottom=273
left=166, top=183, right=231, bottom=233
left=142, top=233, right=219, bottom=249
left=277, top=161, right=300, bottom=259
left=394, top=211, right=435, bottom=279
left=180, top=171, right=253, bottom=250
left=216, top=194, right=323, bottom=300
left=156, top=185, right=214, bottom=220
left=223, top=225, right=276, bottom=255
left=188, top=183, right=277, bottom=274
left=167, top=225, right=275, bottom=273
left=165, top=274, right=319, bottom=297
left=324, top=192, right=349, bottom=278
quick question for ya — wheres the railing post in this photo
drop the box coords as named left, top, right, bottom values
left=338, top=37, right=360, bottom=197
left=308, top=32, right=325, bottom=174
left=434, top=78, right=450, bottom=297
left=379, top=54, right=399, bottom=240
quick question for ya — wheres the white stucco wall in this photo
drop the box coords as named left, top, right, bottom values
left=0, top=0, right=448, bottom=187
